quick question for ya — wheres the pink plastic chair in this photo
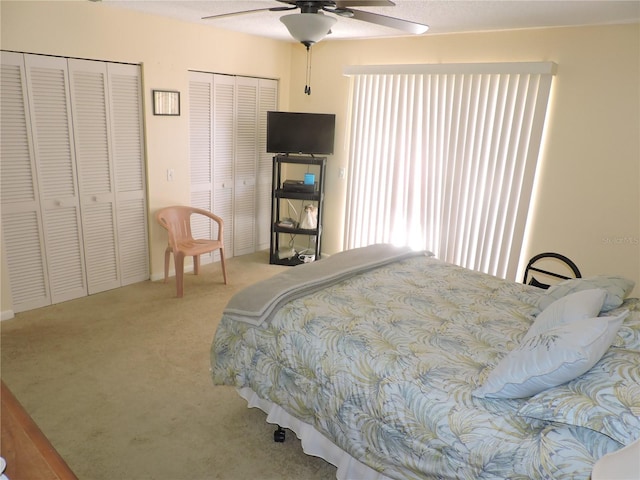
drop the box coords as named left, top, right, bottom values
left=155, top=206, right=228, bottom=297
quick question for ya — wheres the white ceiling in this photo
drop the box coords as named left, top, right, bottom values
left=100, top=0, right=640, bottom=43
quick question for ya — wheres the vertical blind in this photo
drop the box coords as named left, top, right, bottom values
left=343, top=62, right=556, bottom=280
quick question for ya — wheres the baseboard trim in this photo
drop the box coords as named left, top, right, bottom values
left=1, top=309, right=15, bottom=321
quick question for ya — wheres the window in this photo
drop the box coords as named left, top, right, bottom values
left=343, top=62, right=556, bottom=279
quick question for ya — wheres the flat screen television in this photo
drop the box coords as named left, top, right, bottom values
left=267, top=111, right=336, bottom=155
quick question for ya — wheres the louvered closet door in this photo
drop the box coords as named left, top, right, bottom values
left=189, top=72, right=213, bottom=212
left=24, top=54, right=88, bottom=304
left=233, top=76, right=258, bottom=256
left=188, top=73, right=278, bottom=259
left=189, top=72, right=218, bottom=261
left=256, top=79, right=278, bottom=251
left=0, top=52, right=51, bottom=312
left=68, top=58, right=120, bottom=294
left=108, top=63, right=149, bottom=284
left=212, top=74, right=235, bottom=257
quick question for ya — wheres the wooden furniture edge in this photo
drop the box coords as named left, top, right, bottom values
left=1, top=380, right=78, bottom=480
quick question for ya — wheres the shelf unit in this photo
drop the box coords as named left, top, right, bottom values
left=270, top=155, right=326, bottom=265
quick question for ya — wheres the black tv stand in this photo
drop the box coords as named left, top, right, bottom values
left=270, top=155, right=326, bottom=265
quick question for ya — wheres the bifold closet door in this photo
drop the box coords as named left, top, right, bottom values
left=67, top=59, right=148, bottom=292
left=189, top=73, right=235, bottom=260
left=233, top=76, right=258, bottom=257
left=106, top=63, right=149, bottom=286
left=256, top=78, right=278, bottom=251
left=212, top=74, right=236, bottom=258
left=234, top=77, right=278, bottom=255
left=0, top=52, right=53, bottom=311
left=189, top=72, right=230, bottom=262
left=189, top=72, right=213, bottom=220
left=188, top=72, right=277, bottom=258
left=1, top=53, right=147, bottom=313
left=68, top=58, right=121, bottom=294
left=24, top=54, right=89, bottom=304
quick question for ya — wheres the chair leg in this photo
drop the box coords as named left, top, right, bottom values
left=219, top=247, right=228, bottom=285
left=193, top=255, right=200, bottom=275
left=174, top=252, right=185, bottom=298
left=164, top=247, right=171, bottom=283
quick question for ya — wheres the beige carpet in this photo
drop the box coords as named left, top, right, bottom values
left=1, top=251, right=338, bottom=480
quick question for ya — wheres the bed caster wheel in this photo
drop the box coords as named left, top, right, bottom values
left=274, top=426, right=286, bottom=443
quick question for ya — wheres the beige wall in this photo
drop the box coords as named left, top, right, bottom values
left=1, top=0, right=638, bottom=313
left=287, top=24, right=640, bottom=295
left=0, top=0, right=292, bottom=313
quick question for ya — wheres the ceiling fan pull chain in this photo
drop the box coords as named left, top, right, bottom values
left=305, top=44, right=312, bottom=95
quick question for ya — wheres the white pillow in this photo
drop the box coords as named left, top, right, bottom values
left=472, top=310, right=628, bottom=399
left=537, top=276, right=635, bottom=312
left=524, top=288, right=607, bottom=340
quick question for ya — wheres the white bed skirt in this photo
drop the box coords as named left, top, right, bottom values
left=237, top=387, right=394, bottom=480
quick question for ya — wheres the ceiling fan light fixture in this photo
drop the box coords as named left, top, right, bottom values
left=280, top=13, right=337, bottom=46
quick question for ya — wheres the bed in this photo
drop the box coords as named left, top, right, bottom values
left=210, top=244, right=640, bottom=479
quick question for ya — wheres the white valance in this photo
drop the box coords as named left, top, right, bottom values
left=344, top=61, right=557, bottom=77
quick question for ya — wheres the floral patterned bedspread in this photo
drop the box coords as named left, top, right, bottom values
left=211, top=255, right=632, bottom=480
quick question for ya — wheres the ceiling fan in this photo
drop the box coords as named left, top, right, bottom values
left=203, top=1, right=428, bottom=95
left=202, top=1, right=429, bottom=46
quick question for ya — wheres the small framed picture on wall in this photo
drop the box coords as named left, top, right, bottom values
left=153, top=90, right=180, bottom=116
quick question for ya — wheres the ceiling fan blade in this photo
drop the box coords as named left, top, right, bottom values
left=349, top=9, right=429, bottom=34
left=336, top=0, right=395, bottom=6
left=202, top=6, right=294, bottom=20
left=202, top=8, right=273, bottom=20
